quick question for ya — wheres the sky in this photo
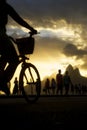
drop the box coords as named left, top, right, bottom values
left=6, top=0, right=87, bottom=88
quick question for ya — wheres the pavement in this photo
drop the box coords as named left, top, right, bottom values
left=0, top=95, right=87, bottom=129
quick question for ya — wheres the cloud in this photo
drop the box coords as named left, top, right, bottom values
left=63, top=43, right=87, bottom=58
left=33, top=36, right=64, bottom=58
left=7, top=0, right=87, bottom=28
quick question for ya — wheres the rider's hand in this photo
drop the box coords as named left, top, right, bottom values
left=31, top=28, right=37, bottom=34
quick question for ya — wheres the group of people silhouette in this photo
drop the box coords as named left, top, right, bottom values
left=43, top=69, right=72, bottom=95
left=43, top=69, right=87, bottom=96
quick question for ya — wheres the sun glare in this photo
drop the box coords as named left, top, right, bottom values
left=32, top=61, right=65, bottom=80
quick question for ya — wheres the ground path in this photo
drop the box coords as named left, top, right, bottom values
left=0, top=95, right=87, bottom=129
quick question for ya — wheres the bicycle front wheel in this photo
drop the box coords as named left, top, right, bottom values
left=19, top=63, right=41, bottom=103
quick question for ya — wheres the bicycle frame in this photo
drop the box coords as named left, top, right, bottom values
left=9, top=32, right=41, bottom=103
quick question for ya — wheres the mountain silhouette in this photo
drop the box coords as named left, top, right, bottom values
left=65, top=64, right=87, bottom=85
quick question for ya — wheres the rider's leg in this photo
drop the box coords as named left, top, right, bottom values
left=0, top=58, right=18, bottom=96
left=1, top=42, right=19, bottom=83
left=3, top=59, right=19, bottom=83
left=0, top=35, right=19, bottom=95
left=0, top=56, right=7, bottom=78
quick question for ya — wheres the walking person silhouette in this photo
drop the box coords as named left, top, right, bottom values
left=56, top=69, right=63, bottom=95
left=51, top=78, right=56, bottom=95
left=0, top=0, right=37, bottom=95
left=13, top=77, right=19, bottom=95
left=63, top=71, right=72, bottom=95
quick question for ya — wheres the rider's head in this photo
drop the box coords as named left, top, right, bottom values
left=0, top=0, right=6, bottom=4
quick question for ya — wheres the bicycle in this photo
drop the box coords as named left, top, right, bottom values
left=9, top=31, right=41, bottom=104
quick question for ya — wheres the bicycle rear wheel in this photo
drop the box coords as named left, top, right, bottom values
left=19, top=63, right=41, bottom=103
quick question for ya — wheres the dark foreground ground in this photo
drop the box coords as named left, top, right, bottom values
left=0, top=95, right=87, bottom=129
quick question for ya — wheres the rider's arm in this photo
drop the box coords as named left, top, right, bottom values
left=6, top=3, right=36, bottom=32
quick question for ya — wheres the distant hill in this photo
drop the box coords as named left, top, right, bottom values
left=65, top=64, right=87, bottom=85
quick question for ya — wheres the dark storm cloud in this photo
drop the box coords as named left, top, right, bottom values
left=7, top=0, right=87, bottom=27
left=63, top=43, right=87, bottom=58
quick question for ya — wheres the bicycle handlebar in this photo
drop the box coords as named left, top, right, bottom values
left=9, top=31, right=40, bottom=43
left=29, top=31, right=40, bottom=37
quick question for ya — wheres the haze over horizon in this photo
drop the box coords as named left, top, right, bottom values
left=6, top=0, right=87, bottom=86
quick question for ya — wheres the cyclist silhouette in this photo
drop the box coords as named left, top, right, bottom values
left=0, top=0, right=37, bottom=95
